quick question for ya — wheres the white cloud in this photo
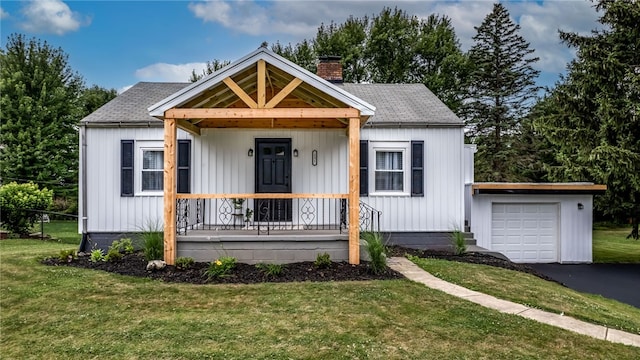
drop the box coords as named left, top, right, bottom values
left=135, top=62, right=208, bottom=82
left=19, top=0, right=89, bottom=35
left=0, top=7, right=9, bottom=19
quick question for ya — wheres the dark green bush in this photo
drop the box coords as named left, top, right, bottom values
left=314, top=252, right=331, bottom=268
left=0, top=182, right=53, bottom=235
left=176, top=256, right=195, bottom=270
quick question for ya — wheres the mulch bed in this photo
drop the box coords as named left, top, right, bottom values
left=41, top=246, right=559, bottom=285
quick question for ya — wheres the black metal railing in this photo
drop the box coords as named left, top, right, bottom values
left=176, top=197, right=382, bottom=235
left=359, top=201, right=382, bottom=233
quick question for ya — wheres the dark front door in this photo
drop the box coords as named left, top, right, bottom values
left=255, top=139, right=292, bottom=221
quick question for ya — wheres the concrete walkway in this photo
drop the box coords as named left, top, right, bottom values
left=388, top=257, right=640, bottom=348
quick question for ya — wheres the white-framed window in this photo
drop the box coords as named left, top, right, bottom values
left=370, top=142, right=410, bottom=196
left=137, top=141, right=164, bottom=195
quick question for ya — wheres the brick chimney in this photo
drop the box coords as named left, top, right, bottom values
left=317, top=56, right=343, bottom=83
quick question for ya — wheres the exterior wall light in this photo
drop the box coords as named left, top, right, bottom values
left=293, top=149, right=299, bottom=157
left=577, top=203, right=584, bottom=210
left=248, top=148, right=254, bottom=157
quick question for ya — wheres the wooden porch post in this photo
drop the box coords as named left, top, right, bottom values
left=348, top=116, right=360, bottom=264
left=163, top=118, right=177, bottom=265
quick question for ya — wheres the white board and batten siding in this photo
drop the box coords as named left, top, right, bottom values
left=361, top=127, right=465, bottom=232
left=82, top=127, right=190, bottom=233
left=83, top=126, right=465, bottom=234
left=471, top=194, right=593, bottom=263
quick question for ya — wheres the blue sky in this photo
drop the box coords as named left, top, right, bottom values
left=0, top=1, right=602, bottom=93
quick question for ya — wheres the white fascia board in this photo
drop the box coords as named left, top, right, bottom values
left=148, top=48, right=376, bottom=118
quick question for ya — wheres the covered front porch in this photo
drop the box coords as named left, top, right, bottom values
left=148, top=48, right=376, bottom=265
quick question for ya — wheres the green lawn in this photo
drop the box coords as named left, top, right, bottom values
left=593, top=226, right=640, bottom=263
left=1, top=240, right=639, bottom=359
left=409, top=255, right=640, bottom=335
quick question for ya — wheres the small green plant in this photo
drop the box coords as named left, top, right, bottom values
left=451, top=228, right=467, bottom=255
left=314, top=252, right=331, bottom=268
left=89, top=249, right=105, bottom=263
left=58, top=249, right=77, bottom=263
left=176, top=256, right=195, bottom=270
left=361, top=231, right=387, bottom=274
left=0, top=182, right=53, bottom=236
left=118, top=238, right=135, bottom=254
left=139, top=220, right=164, bottom=261
left=256, top=263, right=283, bottom=277
left=205, top=256, right=237, bottom=279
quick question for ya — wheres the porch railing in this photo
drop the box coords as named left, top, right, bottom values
left=175, top=194, right=381, bottom=235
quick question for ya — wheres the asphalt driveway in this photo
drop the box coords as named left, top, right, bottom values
left=527, top=263, right=640, bottom=308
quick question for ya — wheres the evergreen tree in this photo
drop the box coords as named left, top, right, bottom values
left=462, top=3, right=540, bottom=181
left=79, top=85, right=117, bottom=117
left=536, top=0, right=640, bottom=239
left=0, top=34, right=85, bottom=197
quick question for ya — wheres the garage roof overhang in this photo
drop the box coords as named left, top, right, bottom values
left=472, top=183, right=607, bottom=195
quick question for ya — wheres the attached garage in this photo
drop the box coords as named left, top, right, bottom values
left=491, top=203, right=558, bottom=263
left=470, top=183, right=606, bottom=264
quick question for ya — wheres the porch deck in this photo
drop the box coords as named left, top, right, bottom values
left=177, top=228, right=350, bottom=264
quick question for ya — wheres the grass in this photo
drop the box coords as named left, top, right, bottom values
left=593, top=226, right=640, bottom=263
left=409, top=255, right=640, bottom=335
left=1, top=240, right=639, bottom=359
left=2, top=219, right=82, bottom=244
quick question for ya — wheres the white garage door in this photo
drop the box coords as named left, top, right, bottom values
left=491, top=203, right=558, bottom=263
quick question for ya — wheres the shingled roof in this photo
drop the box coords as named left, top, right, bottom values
left=80, top=82, right=189, bottom=125
left=81, top=81, right=462, bottom=127
left=338, top=83, right=461, bottom=126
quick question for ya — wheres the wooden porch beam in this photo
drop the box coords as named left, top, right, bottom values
left=222, top=77, right=258, bottom=109
left=348, top=116, right=360, bottom=265
left=265, top=78, right=303, bottom=108
left=165, top=107, right=360, bottom=119
left=176, top=119, right=201, bottom=136
left=257, top=60, right=266, bottom=108
left=163, top=118, right=177, bottom=265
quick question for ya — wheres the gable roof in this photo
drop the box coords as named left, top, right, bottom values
left=81, top=82, right=188, bottom=125
left=338, top=84, right=461, bottom=126
left=147, top=47, right=376, bottom=119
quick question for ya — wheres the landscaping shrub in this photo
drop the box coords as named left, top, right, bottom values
left=90, top=249, right=105, bottom=263
left=205, top=256, right=237, bottom=278
left=256, top=263, right=283, bottom=276
left=140, top=220, right=164, bottom=261
left=0, top=182, right=53, bottom=236
left=314, top=252, right=331, bottom=268
left=361, top=231, right=387, bottom=274
left=58, top=249, right=77, bottom=263
left=451, top=228, right=467, bottom=255
left=176, top=256, right=195, bottom=270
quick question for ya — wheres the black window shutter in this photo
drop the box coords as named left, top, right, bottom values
left=177, top=140, right=191, bottom=194
left=121, top=140, right=134, bottom=197
left=411, top=141, right=424, bottom=197
left=360, top=140, right=368, bottom=196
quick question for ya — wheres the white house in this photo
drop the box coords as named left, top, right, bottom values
left=78, top=47, right=604, bottom=265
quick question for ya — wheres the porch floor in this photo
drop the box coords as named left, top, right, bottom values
left=176, top=229, right=350, bottom=264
